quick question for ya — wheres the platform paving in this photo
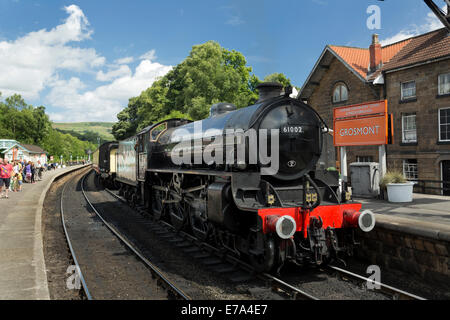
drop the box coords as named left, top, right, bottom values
left=0, top=165, right=84, bottom=300
left=355, top=193, right=450, bottom=240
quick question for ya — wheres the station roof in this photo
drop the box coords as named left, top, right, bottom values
left=20, top=144, right=47, bottom=154
left=299, top=27, right=449, bottom=100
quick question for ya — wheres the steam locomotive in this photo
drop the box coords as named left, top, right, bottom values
left=93, top=82, right=375, bottom=272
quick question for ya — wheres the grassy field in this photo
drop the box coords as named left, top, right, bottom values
left=52, top=122, right=115, bottom=141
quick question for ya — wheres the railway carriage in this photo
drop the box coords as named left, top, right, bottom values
left=105, top=82, right=375, bottom=272
left=93, top=141, right=119, bottom=188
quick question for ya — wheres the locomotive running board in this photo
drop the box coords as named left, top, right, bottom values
left=147, top=168, right=233, bottom=176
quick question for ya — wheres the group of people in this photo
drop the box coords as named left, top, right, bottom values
left=0, top=158, right=46, bottom=199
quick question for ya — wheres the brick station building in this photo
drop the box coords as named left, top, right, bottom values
left=299, top=27, right=450, bottom=195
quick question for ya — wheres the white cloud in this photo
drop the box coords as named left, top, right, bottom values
left=47, top=59, right=172, bottom=122
left=115, top=56, right=134, bottom=64
left=0, top=4, right=104, bottom=100
left=226, top=15, right=244, bottom=26
left=96, top=65, right=132, bottom=82
left=380, top=6, right=446, bottom=46
left=0, top=5, right=173, bottom=122
left=140, top=49, right=157, bottom=61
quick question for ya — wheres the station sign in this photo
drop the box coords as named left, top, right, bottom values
left=333, top=100, right=391, bottom=146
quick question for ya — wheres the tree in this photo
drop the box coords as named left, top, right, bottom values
left=263, top=73, right=292, bottom=87
left=112, top=41, right=262, bottom=140
left=0, top=93, right=96, bottom=162
left=111, top=41, right=299, bottom=141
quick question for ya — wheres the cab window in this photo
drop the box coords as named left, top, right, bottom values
left=150, top=122, right=167, bottom=141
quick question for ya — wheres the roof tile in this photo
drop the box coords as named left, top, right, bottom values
left=329, top=38, right=411, bottom=79
left=382, top=28, right=450, bottom=71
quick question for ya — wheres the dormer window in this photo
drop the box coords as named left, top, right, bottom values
left=333, top=83, right=348, bottom=103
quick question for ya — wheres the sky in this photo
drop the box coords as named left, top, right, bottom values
left=0, top=0, right=446, bottom=122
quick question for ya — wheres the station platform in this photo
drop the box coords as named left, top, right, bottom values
left=0, top=165, right=84, bottom=300
left=355, top=193, right=450, bottom=238
left=353, top=193, right=450, bottom=285
left=355, top=193, right=450, bottom=226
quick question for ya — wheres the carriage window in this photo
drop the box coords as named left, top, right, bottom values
left=150, top=122, right=167, bottom=141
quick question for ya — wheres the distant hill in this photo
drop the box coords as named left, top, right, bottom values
left=52, top=122, right=115, bottom=142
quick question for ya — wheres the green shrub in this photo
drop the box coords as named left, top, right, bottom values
left=380, top=170, right=407, bottom=190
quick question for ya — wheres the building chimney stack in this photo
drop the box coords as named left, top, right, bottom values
left=369, top=34, right=382, bottom=72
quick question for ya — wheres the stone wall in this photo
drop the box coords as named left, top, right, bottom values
left=385, top=59, right=450, bottom=192
left=355, top=219, right=450, bottom=289
left=307, top=56, right=382, bottom=170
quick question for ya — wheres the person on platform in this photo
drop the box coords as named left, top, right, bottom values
left=0, top=159, right=13, bottom=199
left=30, top=162, right=36, bottom=184
left=0, top=158, right=3, bottom=196
left=36, top=161, right=43, bottom=181
left=16, top=168, right=23, bottom=192
left=25, top=161, right=32, bottom=183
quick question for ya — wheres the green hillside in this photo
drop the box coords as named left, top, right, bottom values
left=52, top=122, right=115, bottom=141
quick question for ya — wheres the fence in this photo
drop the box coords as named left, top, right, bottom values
left=410, top=179, right=450, bottom=195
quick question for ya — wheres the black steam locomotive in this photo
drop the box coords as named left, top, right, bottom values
left=94, top=82, right=375, bottom=272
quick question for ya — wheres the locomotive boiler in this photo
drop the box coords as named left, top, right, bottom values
left=110, top=82, right=375, bottom=273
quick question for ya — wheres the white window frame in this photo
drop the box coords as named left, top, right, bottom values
left=401, top=80, right=416, bottom=100
left=403, top=159, right=418, bottom=181
left=401, top=113, right=417, bottom=143
left=438, top=107, right=450, bottom=142
left=438, top=73, right=450, bottom=96
left=356, top=156, right=373, bottom=163
left=333, top=83, right=348, bottom=103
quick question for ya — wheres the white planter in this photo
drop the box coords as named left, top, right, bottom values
left=386, top=182, right=414, bottom=203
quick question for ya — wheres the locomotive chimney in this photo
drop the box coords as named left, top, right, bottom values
left=369, top=34, right=382, bottom=72
left=256, top=82, right=284, bottom=103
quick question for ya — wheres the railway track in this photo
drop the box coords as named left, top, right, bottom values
left=103, top=178, right=427, bottom=301
left=104, top=184, right=319, bottom=300
left=59, top=168, right=191, bottom=300
left=60, top=168, right=92, bottom=300
left=324, top=265, right=426, bottom=300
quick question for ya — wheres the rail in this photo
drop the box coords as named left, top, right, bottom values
left=60, top=167, right=93, bottom=300
left=81, top=171, right=191, bottom=300
left=104, top=186, right=320, bottom=300
left=326, top=265, right=426, bottom=300
left=103, top=177, right=426, bottom=301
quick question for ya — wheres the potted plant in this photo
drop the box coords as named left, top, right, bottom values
left=380, top=170, right=414, bottom=203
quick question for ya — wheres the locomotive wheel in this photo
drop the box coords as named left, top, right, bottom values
left=249, top=236, right=277, bottom=273
left=151, top=189, right=165, bottom=220
left=189, top=208, right=210, bottom=241
left=169, top=202, right=187, bottom=231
